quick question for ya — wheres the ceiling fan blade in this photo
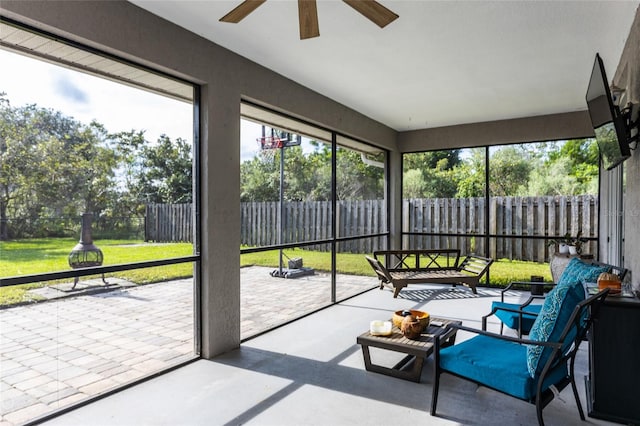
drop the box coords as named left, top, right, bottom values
left=298, top=0, right=320, bottom=39
left=220, top=0, right=267, bottom=23
left=343, top=0, right=398, bottom=28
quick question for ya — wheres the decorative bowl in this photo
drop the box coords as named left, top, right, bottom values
left=401, top=316, right=424, bottom=340
left=392, top=309, right=430, bottom=331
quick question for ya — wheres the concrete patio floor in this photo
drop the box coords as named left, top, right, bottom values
left=25, top=281, right=618, bottom=426
left=0, top=267, right=377, bottom=425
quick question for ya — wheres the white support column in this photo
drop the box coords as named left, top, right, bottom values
left=199, top=85, right=242, bottom=358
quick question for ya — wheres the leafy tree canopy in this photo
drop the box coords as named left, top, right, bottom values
left=403, top=140, right=599, bottom=199
left=240, top=139, right=384, bottom=202
left=0, top=95, right=116, bottom=238
left=0, top=95, right=193, bottom=239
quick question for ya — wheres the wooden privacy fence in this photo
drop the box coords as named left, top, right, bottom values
left=239, top=200, right=387, bottom=254
left=145, top=203, right=192, bottom=242
left=403, top=195, right=598, bottom=262
left=146, top=195, right=598, bottom=262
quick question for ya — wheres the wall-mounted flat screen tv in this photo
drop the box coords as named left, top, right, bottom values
left=585, top=53, right=631, bottom=170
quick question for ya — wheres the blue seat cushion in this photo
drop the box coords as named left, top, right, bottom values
left=492, top=302, right=541, bottom=334
left=440, top=334, right=568, bottom=400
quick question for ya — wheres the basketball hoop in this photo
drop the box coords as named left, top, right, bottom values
left=257, top=136, right=283, bottom=162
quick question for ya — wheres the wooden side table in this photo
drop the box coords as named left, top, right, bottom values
left=357, top=317, right=461, bottom=382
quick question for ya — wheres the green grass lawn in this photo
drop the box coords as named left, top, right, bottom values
left=1, top=239, right=553, bottom=306
left=1, top=238, right=194, bottom=276
left=241, top=248, right=372, bottom=275
left=485, top=258, right=552, bottom=287
left=1, top=238, right=194, bottom=305
left=241, top=248, right=553, bottom=286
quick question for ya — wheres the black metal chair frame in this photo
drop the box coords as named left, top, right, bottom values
left=485, top=261, right=627, bottom=338
left=482, top=281, right=552, bottom=338
left=431, top=289, right=610, bottom=426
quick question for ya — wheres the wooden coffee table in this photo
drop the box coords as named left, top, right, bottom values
left=357, top=317, right=461, bottom=382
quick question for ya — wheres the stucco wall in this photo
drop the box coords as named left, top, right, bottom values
left=397, top=111, right=595, bottom=152
left=625, top=153, right=640, bottom=292
left=614, top=7, right=640, bottom=292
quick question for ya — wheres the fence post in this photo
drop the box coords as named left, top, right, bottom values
left=489, top=197, right=498, bottom=259
left=536, top=197, right=547, bottom=262
left=526, top=197, right=534, bottom=260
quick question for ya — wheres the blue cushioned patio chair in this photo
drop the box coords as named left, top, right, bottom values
left=431, top=286, right=610, bottom=426
left=486, top=258, right=626, bottom=338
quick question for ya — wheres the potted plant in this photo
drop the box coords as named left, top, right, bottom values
left=548, top=232, right=588, bottom=255
left=567, top=231, right=588, bottom=255
left=547, top=233, right=571, bottom=254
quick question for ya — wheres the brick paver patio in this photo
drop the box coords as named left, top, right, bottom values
left=0, top=267, right=377, bottom=425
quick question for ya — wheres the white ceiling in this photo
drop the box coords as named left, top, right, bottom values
left=130, top=0, right=639, bottom=131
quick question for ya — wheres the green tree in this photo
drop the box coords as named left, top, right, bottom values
left=284, top=145, right=328, bottom=201
left=488, top=146, right=532, bottom=196
left=455, top=150, right=485, bottom=198
left=240, top=139, right=384, bottom=202
left=136, top=135, right=192, bottom=204
left=528, top=157, right=582, bottom=196
left=108, top=129, right=146, bottom=216
left=336, top=148, right=384, bottom=200
left=403, top=150, right=461, bottom=170
left=0, top=96, right=115, bottom=239
left=422, top=159, right=459, bottom=198
left=543, top=139, right=599, bottom=194
left=403, top=169, right=426, bottom=199
left=403, top=151, right=461, bottom=198
left=0, top=95, right=28, bottom=239
left=111, top=131, right=192, bottom=210
left=240, top=153, right=281, bottom=202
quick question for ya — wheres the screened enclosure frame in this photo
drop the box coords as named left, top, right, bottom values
left=401, top=143, right=602, bottom=284
left=0, top=17, right=202, bottom=424
left=240, top=101, right=390, bottom=309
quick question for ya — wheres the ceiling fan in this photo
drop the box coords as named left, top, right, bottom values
left=219, top=0, right=399, bottom=40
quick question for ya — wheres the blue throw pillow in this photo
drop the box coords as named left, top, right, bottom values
left=557, top=257, right=610, bottom=287
left=526, top=258, right=610, bottom=377
left=526, top=282, right=587, bottom=377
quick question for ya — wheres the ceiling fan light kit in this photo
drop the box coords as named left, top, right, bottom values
left=219, top=0, right=398, bottom=40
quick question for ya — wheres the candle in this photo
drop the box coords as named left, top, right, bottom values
left=370, top=320, right=392, bottom=336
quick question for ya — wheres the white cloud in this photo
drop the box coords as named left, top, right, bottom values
left=0, top=49, right=192, bottom=144
left=53, top=73, right=89, bottom=104
left=0, top=48, right=320, bottom=164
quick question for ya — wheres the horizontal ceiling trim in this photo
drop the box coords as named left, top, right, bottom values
left=398, top=111, right=595, bottom=153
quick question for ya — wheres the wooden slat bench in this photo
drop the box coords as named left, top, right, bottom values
left=366, top=249, right=493, bottom=298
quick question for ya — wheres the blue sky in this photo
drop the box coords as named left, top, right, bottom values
left=0, top=49, right=193, bottom=146
left=0, top=48, right=320, bottom=163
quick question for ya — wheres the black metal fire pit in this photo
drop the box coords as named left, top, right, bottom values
left=68, top=213, right=107, bottom=289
